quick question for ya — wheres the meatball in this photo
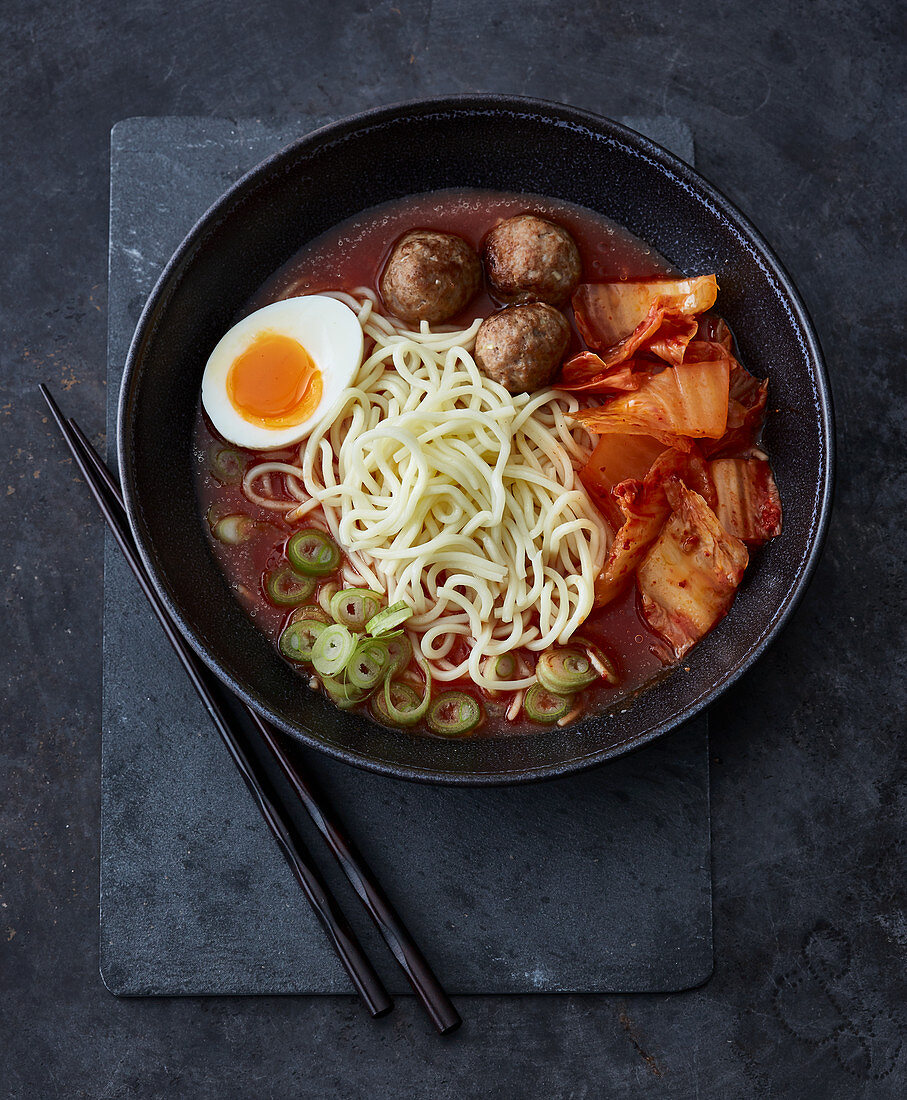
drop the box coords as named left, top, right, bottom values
left=379, top=229, right=481, bottom=324
left=474, top=303, right=571, bottom=393
left=482, top=214, right=582, bottom=306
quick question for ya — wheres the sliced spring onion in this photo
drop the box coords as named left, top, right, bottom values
left=286, top=529, right=341, bottom=577
left=330, top=588, right=384, bottom=632
left=317, top=580, right=340, bottom=617
left=535, top=646, right=598, bottom=694
left=311, top=623, right=356, bottom=677
left=265, top=567, right=316, bottom=606
left=573, top=635, right=620, bottom=685
left=212, top=514, right=258, bottom=545
left=209, top=445, right=246, bottom=484
left=279, top=618, right=327, bottom=663
left=426, top=691, right=483, bottom=736
left=384, top=634, right=413, bottom=677
left=289, top=604, right=331, bottom=626
left=320, top=674, right=368, bottom=709
left=381, top=651, right=432, bottom=727
left=346, top=637, right=391, bottom=691
left=370, top=681, right=422, bottom=727
left=524, top=683, right=573, bottom=724
left=366, top=601, right=413, bottom=637
left=491, top=653, right=517, bottom=680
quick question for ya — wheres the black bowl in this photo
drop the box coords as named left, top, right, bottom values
left=118, top=95, right=833, bottom=785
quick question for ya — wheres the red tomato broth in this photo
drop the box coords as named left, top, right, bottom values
left=196, top=188, right=685, bottom=737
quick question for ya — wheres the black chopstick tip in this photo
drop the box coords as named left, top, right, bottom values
left=39, top=382, right=60, bottom=415
left=39, top=384, right=71, bottom=440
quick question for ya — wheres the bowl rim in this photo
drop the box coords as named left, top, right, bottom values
left=118, top=93, right=835, bottom=785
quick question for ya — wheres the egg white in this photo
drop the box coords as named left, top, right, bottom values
left=201, top=295, right=363, bottom=450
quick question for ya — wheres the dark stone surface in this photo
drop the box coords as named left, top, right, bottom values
left=1, top=0, right=904, bottom=1095
left=101, top=114, right=710, bottom=998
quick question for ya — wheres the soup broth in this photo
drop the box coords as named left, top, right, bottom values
left=196, top=189, right=755, bottom=737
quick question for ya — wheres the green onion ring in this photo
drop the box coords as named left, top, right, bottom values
left=426, top=691, right=483, bottom=736
left=347, top=637, right=391, bottom=691
left=209, top=445, right=246, bottom=484
left=320, top=674, right=368, bottom=709
left=330, top=588, right=384, bottom=631
left=524, top=684, right=573, bottom=724
left=311, top=623, right=356, bottom=677
left=384, top=634, right=413, bottom=677
left=370, top=681, right=422, bottom=727
left=212, top=514, right=258, bottom=545
left=288, top=604, right=331, bottom=626
left=535, top=646, right=598, bottom=694
left=381, top=648, right=432, bottom=726
left=278, top=618, right=327, bottom=663
left=492, top=653, right=517, bottom=680
left=366, top=601, right=413, bottom=636
left=265, top=567, right=316, bottom=606
left=573, top=635, right=620, bottom=685
left=286, top=529, right=341, bottom=577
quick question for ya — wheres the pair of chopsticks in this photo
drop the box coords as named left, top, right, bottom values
left=41, top=385, right=461, bottom=1035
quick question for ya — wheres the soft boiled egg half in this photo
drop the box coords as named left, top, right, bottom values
left=201, top=295, right=363, bottom=450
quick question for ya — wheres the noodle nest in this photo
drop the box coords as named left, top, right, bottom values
left=244, top=291, right=610, bottom=691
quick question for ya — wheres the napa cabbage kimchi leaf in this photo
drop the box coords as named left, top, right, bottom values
left=644, top=313, right=700, bottom=366
left=572, top=276, right=718, bottom=368
left=682, top=335, right=767, bottom=456
left=572, top=358, right=730, bottom=447
left=710, top=457, right=782, bottom=542
left=694, top=315, right=734, bottom=352
left=591, top=447, right=716, bottom=607
left=579, top=433, right=666, bottom=525
left=593, top=477, right=671, bottom=607
left=637, top=479, right=748, bottom=658
left=702, top=361, right=768, bottom=458
left=558, top=351, right=654, bottom=394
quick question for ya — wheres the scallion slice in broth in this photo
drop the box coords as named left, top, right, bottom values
left=535, top=647, right=597, bottom=694
left=286, top=529, right=340, bottom=576
left=347, top=637, right=391, bottom=691
left=524, top=683, right=573, bottom=724
left=381, top=649, right=432, bottom=727
left=279, top=617, right=327, bottom=663
left=426, top=691, right=483, bottom=736
left=212, top=514, right=258, bottom=545
left=573, top=635, right=620, bottom=685
left=330, top=588, right=384, bottom=631
left=492, top=653, right=517, bottom=679
left=265, top=567, right=316, bottom=606
left=320, top=674, right=368, bottom=709
left=370, top=681, right=422, bottom=727
left=384, top=634, right=413, bottom=676
left=209, top=445, right=246, bottom=484
left=366, top=601, right=413, bottom=636
left=311, top=623, right=356, bottom=677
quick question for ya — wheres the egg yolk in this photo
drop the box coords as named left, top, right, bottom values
left=226, top=332, right=323, bottom=427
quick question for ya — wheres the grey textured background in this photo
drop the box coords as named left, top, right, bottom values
left=101, top=113, right=709, bottom=998
left=2, top=1, right=905, bottom=1096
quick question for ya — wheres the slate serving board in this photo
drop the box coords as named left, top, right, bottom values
left=100, top=115, right=712, bottom=996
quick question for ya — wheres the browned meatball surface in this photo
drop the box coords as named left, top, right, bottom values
left=474, top=303, right=571, bottom=393
left=379, top=229, right=481, bottom=324
left=482, top=214, right=582, bottom=306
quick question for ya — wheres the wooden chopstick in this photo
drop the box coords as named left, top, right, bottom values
left=44, top=385, right=462, bottom=1034
left=41, top=385, right=393, bottom=1020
